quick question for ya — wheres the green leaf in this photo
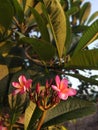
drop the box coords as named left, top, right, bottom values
left=48, top=125, right=67, bottom=130
left=21, top=37, right=56, bottom=61
left=71, top=0, right=82, bottom=7
left=42, top=98, right=96, bottom=128
left=72, top=25, right=88, bottom=33
left=0, top=55, right=9, bottom=97
left=79, top=2, right=91, bottom=24
left=87, top=11, right=98, bottom=24
left=66, top=49, right=98, bottom=70
left=0, top=0, right=14, bottom=29
left=17, top=0, right=27, bottom=11
left=43, top=0, right=66, bottom=58
left=30, top=7, right=50, bottom=42
left=25, top=103, right=42, bottom=130
left=67, top=6, right=79, bottom=16
left=24, top=0, right=38, bottom=14
left=12, top=0, right=24, bottom=23
left=24, top=101, right=36, bottom=130
left=73, top=20, right=98, bottom=54
left=65, top=14, right=72, bottom=55
left=8, top=93, right=28, bottom=127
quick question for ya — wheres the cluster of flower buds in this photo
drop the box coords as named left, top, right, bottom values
left=29, top=79, right=61, bottom=111
left=12, top=75, right=77, bottom=111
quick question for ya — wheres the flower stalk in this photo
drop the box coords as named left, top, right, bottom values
left=37, top=110, right=47, bottom=130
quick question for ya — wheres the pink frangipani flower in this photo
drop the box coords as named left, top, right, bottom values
left=0, top=121, right=8, bottom=130
left=51, top=75, right=77, bottom=100
left=12, top=75, right=32, bottom=95
left=0, top=126, right=8, bottom=130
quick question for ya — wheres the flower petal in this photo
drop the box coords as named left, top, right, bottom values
left=26, top=79, right=32, bottom=88
left=67, top=88, right=77, bottom=96
left=12, top=89, right=21, bottom=95
left=58, top=92, right=68, bottom=100
left=12, top=82, right=21, bottom=88
left=60, top=78, right=68, bottom=90
left=20, top=89, right=26, bottom=94
left=36, top=83, right=40, bottom=94
left=55, top=75, right=60, bottom=88
left=19, top=75, right=27, bottom=86
left=51, top=85, right=60, bottom=92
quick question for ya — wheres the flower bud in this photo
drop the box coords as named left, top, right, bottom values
left=36, top=83, right=40, bottom=94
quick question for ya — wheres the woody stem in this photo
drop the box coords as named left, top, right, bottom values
left=37, top=110, right=47, bottom=130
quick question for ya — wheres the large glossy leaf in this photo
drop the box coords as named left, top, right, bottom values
left=73, top=20, right=98, bottom=54
left=66, top=49, right=98, bottom=70
left=43, top=0, right=66, bottom=58
left=30, top=7, right=50, bottom=42
left=42, top=97, right=96, bottom=128
left=24, top=101, right=36, bottom=130
left=0, top=0, right=14, bottom=29
left=8, top=93, right=28, bottom=126
left=25, top=102, right=42, bottom=130
left=21, top=37, right=56, bottom=61
left=79, top=2, right=91, bottom=24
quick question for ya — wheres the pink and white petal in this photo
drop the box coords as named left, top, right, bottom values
left=60, top=79, right=68, bottom=90
left=20, top=89, right=25, bottom=94
left=0, top=126, right=8, bottom=130
left=28, top=79, right=32, bottom=84
left=12, top=82, right=21, bottom=88
left=67, top=88, right=77, bottom=96
left=60, top=88, right=68, bottom=93
left=26, top=79, right=32, bottom=88
left=20, top=86, right=26, bottom=93
left=51, top=85, right=60, bottom=92
left=58, top=92, right=68, bottom=100
left=55, top=75, right=60, bottom=87
left=19, top=75, right=27, bottom=86
left=23, top=86, right=26, bottom=91
left=12, top=89, right=21, bottom=95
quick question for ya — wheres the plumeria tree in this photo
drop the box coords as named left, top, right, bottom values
left=0, top=0, right=98, bottom=129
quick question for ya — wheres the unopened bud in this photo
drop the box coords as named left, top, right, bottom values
left=36, top=83, right=40, bottom=94
left=40, top=90, right=45, bottom=98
